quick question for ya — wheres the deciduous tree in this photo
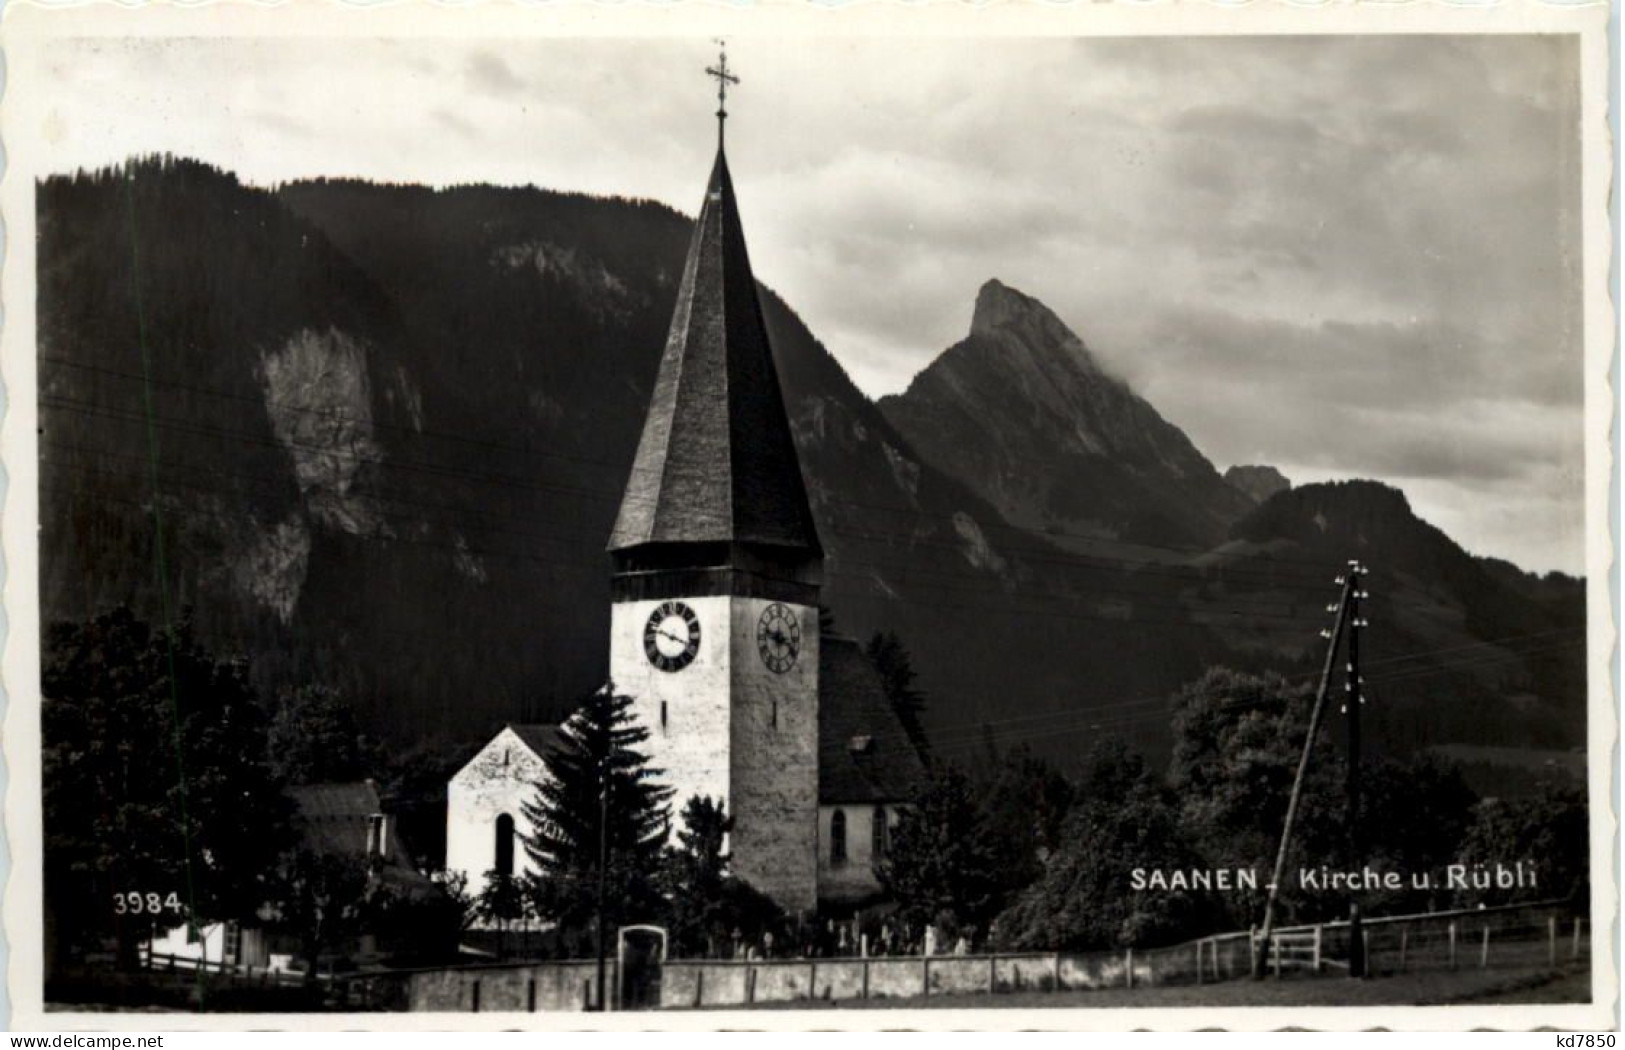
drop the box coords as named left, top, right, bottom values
left=42, top=607, right=293, bottom=967
left=265, top=684, right=384, bottom=786
left=875, top=767, right=1002, bottom=936
left=262, top=848, right=380, bottom=981
left=994, top=740, right=1216, bottom=951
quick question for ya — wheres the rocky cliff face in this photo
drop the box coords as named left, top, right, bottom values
left=259, top=327, right=388, bottom=537
left=880, top=280, right=1254, bottom=552
left=1224, top=464, right=1291, bottom=504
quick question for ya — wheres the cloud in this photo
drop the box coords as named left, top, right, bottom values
left=466, top=50, right=525, bottom=95
left=248, top=110, right=312, bottom=140
left=30, top=33, right=1586, bottom=573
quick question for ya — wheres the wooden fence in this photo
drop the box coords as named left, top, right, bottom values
left=144, top=947, right=308, bottom=988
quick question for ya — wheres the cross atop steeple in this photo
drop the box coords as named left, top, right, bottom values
left=705, top=40, right=740, bottom=146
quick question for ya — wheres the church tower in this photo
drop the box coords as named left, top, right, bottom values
left=606, top=50, right=823, bottom=912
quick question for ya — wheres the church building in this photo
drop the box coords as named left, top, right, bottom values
left=447, top=59, right=925, bottom=915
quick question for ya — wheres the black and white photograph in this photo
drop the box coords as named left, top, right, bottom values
left=2, top=1, right=1614, bottom=1030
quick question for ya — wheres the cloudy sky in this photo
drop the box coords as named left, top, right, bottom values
left=34, top=33, right=1585, bottom=574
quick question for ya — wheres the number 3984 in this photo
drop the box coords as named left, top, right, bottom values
left=112, top=891, right=183, bottom=916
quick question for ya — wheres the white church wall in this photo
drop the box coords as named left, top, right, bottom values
left=446, top=727, right=547, bottom=902
left=817, top=803, right=895, bottom=905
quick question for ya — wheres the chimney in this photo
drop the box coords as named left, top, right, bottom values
left=367, top=814, right=390, bottom=861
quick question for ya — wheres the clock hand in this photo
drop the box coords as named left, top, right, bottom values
left=658, top=627, right=689, bottom=645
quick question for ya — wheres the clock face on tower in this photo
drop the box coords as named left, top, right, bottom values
left=757, top=602, right=801, bottom=674
left=644, top=601, right=701, bottom=672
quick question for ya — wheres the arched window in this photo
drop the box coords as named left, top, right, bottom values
left=871, top=805, right=887, bottom=860
left=495, top=813, right=515, bottom=876
left=830, top=809, right=847, bottom=866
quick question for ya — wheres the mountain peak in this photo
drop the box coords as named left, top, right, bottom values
left=880, top=280, right=1255, bottom=550
left=1225, top=464, right=1292, bottom=504
left=970, top=278, right=1069, bottom=343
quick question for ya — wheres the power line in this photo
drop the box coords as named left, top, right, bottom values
left=921, top=631, right=1587, bottom=756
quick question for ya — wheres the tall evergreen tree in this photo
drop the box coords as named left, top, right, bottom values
left=865, top=630, right=930, bottom=761
left=520, top=686, right=672, bottom=935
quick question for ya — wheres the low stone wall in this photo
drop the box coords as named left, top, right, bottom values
left=751, top=961, right=813, bottom=1004
left=351, top=899, right=1580, bottom=1011
left=996, top=954, right=1059, bottom=992
left=864, top=958, right=927, bottom=1000
left=928, top=957, right=995, bottom=996
left=405, top=960, right=614, bottom=1012
left=814, top=960, right=867, bottom=1001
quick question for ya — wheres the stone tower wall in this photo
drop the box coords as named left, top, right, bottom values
left=728, top=596, right=820, bottom=913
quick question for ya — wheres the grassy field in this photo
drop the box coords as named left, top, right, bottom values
left=745, top=962, right=1593, bottom=1011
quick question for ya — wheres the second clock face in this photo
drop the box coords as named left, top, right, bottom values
left=644, top=601, right=701, bottom=672
left=757, top=602, right=801, bottom=674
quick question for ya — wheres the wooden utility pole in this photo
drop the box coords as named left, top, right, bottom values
left=1344, top=561, right=1369, bottom=978
left=1254, top=565, right=1356, bottom=978
left=595, top=754, right=610, bottom=1011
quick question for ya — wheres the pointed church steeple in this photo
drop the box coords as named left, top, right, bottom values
left=604, top=51, right=824, bottom=912
left=608, top=87, right=822, bottom=571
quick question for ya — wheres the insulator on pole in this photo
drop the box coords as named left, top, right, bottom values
left=1335, top=576, right=1346, bottom=585
left=1326, top=604, right=1339, bottom=613
left=1320, top=629, right=1333, bottom=640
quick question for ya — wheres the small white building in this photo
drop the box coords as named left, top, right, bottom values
left=445, top=723, right=559, bottom=902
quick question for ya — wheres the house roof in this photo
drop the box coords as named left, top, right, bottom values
left=818, top=636, right=929, bottom=805
left=607, top=145, right=821, bottom=558
left=287, top=781, right=420, bottom=879
left=507, top=723, right=562, bottom=760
